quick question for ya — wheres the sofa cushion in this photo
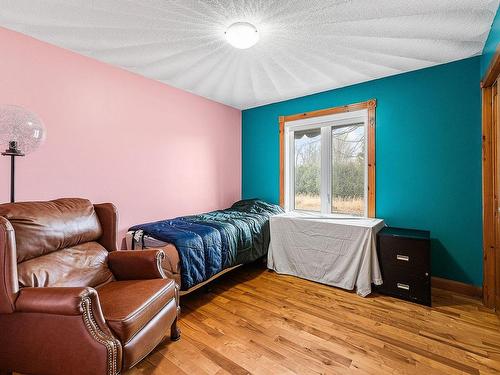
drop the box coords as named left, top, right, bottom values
left=97, top=279, right=176, bottom=344
left=17, top=241, right=114, bottom=288
left=0, top=198, right=102, bottom=263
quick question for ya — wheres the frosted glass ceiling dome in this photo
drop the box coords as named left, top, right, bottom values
left=225, top=22, right=259, bottom=49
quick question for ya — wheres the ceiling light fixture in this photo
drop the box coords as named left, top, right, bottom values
left=225, top=22, right=259, bottom=49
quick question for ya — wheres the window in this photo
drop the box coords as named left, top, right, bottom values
left=294, top=128, right=321, bottom=211
left=279, top=100, right=376, bottom=217
left=331, top=124, right=366, bottom=215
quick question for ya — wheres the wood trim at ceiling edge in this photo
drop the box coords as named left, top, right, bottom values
left=278, top=99, right=376, bottom=217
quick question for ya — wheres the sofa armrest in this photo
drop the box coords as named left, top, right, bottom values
left=108, top=249, right=166, bottom=280
left=15, top=286, right=115, bottom=345
left=8, top=287, right=122, bottom=375
left=16, top=287, right=100, bottom=316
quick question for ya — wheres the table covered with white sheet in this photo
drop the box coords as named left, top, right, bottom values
left=267, top=212, right=385, bottom=297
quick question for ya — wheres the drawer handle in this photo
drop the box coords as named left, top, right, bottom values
left=396, top=254, right=409, bottom=262
left=397, top=283, right=410, bottom=290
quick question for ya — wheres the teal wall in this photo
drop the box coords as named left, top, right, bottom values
left=482, top=5, right=500, bottom=78
left=242, top=57, right=483, bottom=286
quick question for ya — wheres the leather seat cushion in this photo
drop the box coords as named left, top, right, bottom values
left=0, top=198, right=102, bottom=262
left=97, top=279, right=176, bottom=344
left=17, top=241, right=114, bottom=288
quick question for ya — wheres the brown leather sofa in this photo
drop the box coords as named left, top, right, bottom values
left=0, top=198, right=180, bottom=375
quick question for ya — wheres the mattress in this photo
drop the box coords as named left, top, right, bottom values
left=125, top=230, right=242, bottom=294
left=126, top=230, right=169, bottom=249
left=126, top=230, right=182, bottom=286
left=128, top=199, right=283, bottom=291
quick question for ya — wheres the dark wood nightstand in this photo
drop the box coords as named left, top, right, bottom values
left=376, top=227, right=431, bottom=306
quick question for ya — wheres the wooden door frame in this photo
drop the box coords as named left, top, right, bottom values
left=482, top=48, right=500, bottom=308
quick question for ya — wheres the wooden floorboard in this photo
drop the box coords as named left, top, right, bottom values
left=124, top=263, right=500, bottom=375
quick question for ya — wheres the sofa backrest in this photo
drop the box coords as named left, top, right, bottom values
left=0, top=198, right=103, bottom=263
left=17, top=241, right=113, bottom=288
left=0, top=198, right=113, bottom=288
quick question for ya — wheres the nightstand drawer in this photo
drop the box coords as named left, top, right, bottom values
left=379, top=272, right=431, bottom=306
left=380, top=261, right=430, bottom=280
left=378, top=236, right=430, bottom=271
left=376, top=226, right=431, bottom=306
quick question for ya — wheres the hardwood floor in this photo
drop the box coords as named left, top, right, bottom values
left=125, top=264, right=500, bottom=375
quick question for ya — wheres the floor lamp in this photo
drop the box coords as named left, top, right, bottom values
left=0, top=105, right=46, bottom=203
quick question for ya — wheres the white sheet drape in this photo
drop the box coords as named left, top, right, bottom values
left=268, top=212, right=385, bottom=297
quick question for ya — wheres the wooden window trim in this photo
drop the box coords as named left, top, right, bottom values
left=279, top=99, right=377, bottom=217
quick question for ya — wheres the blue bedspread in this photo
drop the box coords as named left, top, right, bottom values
left=129, top=199, right=283, bottom=290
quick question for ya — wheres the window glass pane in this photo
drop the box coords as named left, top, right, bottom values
left=331, top=124, right=365, bottom=216
left=294, top=128, right=321, bottom=211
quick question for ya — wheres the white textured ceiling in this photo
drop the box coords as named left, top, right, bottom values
left=0, top=0, right=498, bottom=109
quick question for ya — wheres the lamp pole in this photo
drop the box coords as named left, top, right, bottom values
left=1, top=141, right=25, bottom=203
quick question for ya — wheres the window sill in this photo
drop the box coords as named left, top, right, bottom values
left=285, top=209, right=369, bottom=220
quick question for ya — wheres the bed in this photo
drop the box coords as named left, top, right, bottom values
left=126, top=199, right=284, bottom=293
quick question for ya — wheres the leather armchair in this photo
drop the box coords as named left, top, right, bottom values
left=0, top=198, right=180, bottom=375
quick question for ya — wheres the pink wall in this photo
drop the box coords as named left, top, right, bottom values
left=0, top=27, right=241, bottom=244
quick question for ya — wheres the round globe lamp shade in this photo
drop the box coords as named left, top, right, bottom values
left=0, top=105, right=46, bottom=155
